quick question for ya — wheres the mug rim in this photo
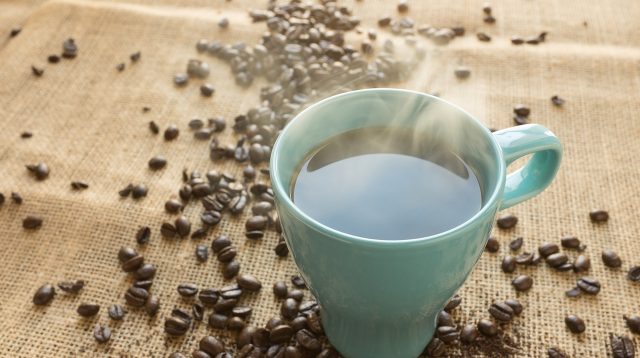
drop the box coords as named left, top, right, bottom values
left=270, top=88, right=506, bottom=246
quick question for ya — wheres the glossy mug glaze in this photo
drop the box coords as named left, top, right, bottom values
left=270, top=89, right=562, bottom=358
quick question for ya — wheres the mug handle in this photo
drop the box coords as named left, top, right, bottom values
left=493, top=124, right=562, bottom=210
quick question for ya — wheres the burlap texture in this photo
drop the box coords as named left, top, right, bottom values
left=1, top=0, right=640, bottom=356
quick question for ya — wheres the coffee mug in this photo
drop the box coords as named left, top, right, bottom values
left=270, top=88, right=561, bottom=358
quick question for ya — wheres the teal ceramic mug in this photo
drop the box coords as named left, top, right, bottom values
left=270, top=88, right=561, bottom=358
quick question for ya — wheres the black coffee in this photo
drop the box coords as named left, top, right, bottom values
left=291, top=127, right=482, bottom=240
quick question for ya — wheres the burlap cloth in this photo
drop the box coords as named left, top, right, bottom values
left=1, top=0, right=639, bottom=356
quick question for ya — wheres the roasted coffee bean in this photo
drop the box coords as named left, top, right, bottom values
left=273, top=281, right=288, bottom=299
left=577, top=277, right=600, bottom=295
left=516, top=252, right=534, bottom=265
left=71, top=181, right=89, bottom=190
left=220, top=285, right=242, bottom=299
left=497, top=214, right=517, bottom=229
left=460, top=324, right=478, bottom=343
left=168, top=353, right=185, bottom=358
left=538, top=243, right=559, bottom=257
left=252, top=328, right=270, bottom=349
left=223, top=261, right=240, bottom=279
left=425, top=337, right=445, bottom=356
left=232, top=306, right=252, bottom=318
left=546, top=252, right=569, bottom=267
left=437, top=326, right=459, bottom=344
left=505, top=299, right=523, bottom=315
left=281, top=298, right=299, bottom=319
left=161, top=222, right=177, bottom=238
left=33, top=284, right=55, bottom=305
left=573, top=255, right=590, bottom=272
left=551, top=95, right=565, bottom=106
left=201, top=211, right=222, bottom=227
left=237, top=326, right=256, bottom=348
left=229, top=195, right=248, bottom=214
left=165, top=316, right=190, bottom=336
left=236, top=274, right=261, bottom=292
left=589, top=209, right=609, bottom=223
left=290, top=276, right=306, bottom=289
left=266, top=317, right=285, bottom=330
left=200, top=336, right=224, bottom=356
left=561, top=236, right=580, bottom=249
left=119, top=183, right=134, bottom=197
left=122, top=255, right=144, bottom=272
left=227, top=316, right=245, bottom=331
left=208, top=313, right=228, bottom=329
left=565, top=315, right=586, bottom=333
left=135, top=263, right=156, bottom=280
left=217, top=246, right=237, bottom=263
left=10, top=192, right=22, bottom=204
left=274, top=240, right=289, bottom=257
left=108, top=304, right=126, bottom=320
left=513, top=114, right=528, bottom=126
left=296, top=329, right=321, bottom=350
left=131, top=184, right=148, bottom=199
left=502, top=255, right=516, bottom=273
left=135, top=226, right=151, bottom=245
left=531, top=253, right=542, bottom=265
left=177, top=283, right=199, bottom=297
left=245, top=230, right=264, bottom=240
left=513, top=104, right=530, bottom=117
left=190, top=302, right=204, bottom=321
left=195, top=244, right=208, bottom=262
left=118, top=246, right=138, bottom=263
left=477, top=319, right=497, bottom=337
left=116, top=63, right=125, bottom=72
left=23, top=215, right=43, bottom=229
left=46, top=54, right=60, bottom=64
left=164, top=124, right=179, bottom=141
left=198, top=288, right=218, bottom=306
left=611, top=335, right=635, bottom=358
left=437, top=311, right=455, bottom=327
left=125, top=287, right=149, bottom=307
left=556, top=262, right=574, bottom=271
left=624, top=315, right=640, bottom=334
left=93, top=324, right=111, bottom=343
left=145, top=295, right=160, bottom=316
left=289, top=316, right=308, bottom=333
left=174, top=73, right=188, bottom=86
left=268, top=324, right=293, bottom=344
left=603, top=250, right=623, bottom=268
left=148, top=121, right=160, bottom=134
left=251, top=202, right=273, bottom=216
left=175, top=216, right=191, bottom=237
left=10, top=27, right=22, bottom=37
left=148, top=155, right=167, bottom=170
left=214, top=298, right=237, bottom=313
left=201, top=83, right=215, bottom=97
left=444, top=294, right=462, bottom=312
left=130, top=51, right=141, bottom=62
left=133, top=280, right=153, bottom=290
left=171, top=308, right=192, bottom=323
left=512, top=275, right=533, bottom=291
left=454, top=66, right=471, bottom=79
left=245, top=216, right=268, bottom=231
left=191, top=228, right=208, bottom=239
left=565, top=286, right=582, bottom=298
left=192, top=351, right=211, bottom=358
left=287, top=289, right=304, bottom=302
left=77, top=303, right=100, bottom=317
left=57, top=280, right=84, bottom=294
left=485, top=237, right=499, bottom=253
left=62, top=38, right=77, bottom=58
left=483, top=15, right=496, bottom=23
left=548, top=347, right=568, bottom=358
left=628, top=266, right=640, bottom=282
left=477, top=32, right=491, bottom=41
left=489, top=302, right=514, bottom=321
left=165, top=199, right=183, bottom=214
left=189, top=118, right=204, bottom=130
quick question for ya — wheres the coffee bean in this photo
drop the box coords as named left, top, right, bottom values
left=57, top=280, right=84, bottom=294
left=217, top=246, right=237, bottom=263
left=135, top=226, right=151, bottom=245
left=251, top=327, right=270, bottom=349
left=624, top=315, right=640, bottom=334
left=10, top=27, right=22, bottom=37
left=576, top=277, right=601, bottom=295
left=485, top=237, right=500, bottom=252
left=573, top=255, right=590, bottom=272
left=33, top=284, right=55, bottom=305
left=189, top=118, right=204, bottom=130
left=165, top=316, right=190, bottom=336
left=188, top=303, right=203, bottom=322
left=561, top=236, right=580, bottom=249
left=444, top=294, right=462, bottom=311
left=196, top=288, right=217, bottom=307
left=251, top=201, right=273, bottom=216
left=130, top=51, right=141, bottom=62
left=201, top=83, right=215, bottom=97
left=511, top=36, right=524, bottom=45
left=548, top=347, right=568, bottom=358
left=436, top=325, right=459, bottom=344
left=290, top=275, right=306, bottom=289
left=23, top=215, right=43, bottom=230
left=296, top=329, right=321, bottom=350
left=281, top=298, right=299, bottom=320
left=135, top=263, right=156, bottom=280
left=164, top=199, right=182, bottom=214
left=168, top=353, right=185, bottom=358
left=131, top=184, right=148, bottom=199
left=77, top=303, right=100, bottom=317
left=171, top=308, right=192, bottom=323
left=611, top=335, right=635, bottom=358
left=546, top=252, right=568, bottom=267
left=515, top=252, right=534, bottom=265
left=175, top=216, right=191, bottom=237
left=116, top=63, right=125, bottom=72
left=246, top=230, right=264, bottom=240
left=236, top=274, right=262, bottom=292
left=10, top=192, right=22, bottom=204
left=25, top=162, right=49, bottom=180
left=245, top=216, right=268, bottom=231
left=222, top=260, right=239, bottom=280
left=119, top=184, right=133, bottom=197
left=454, top=66, right=471, bottom=79
left=497, top=214, right=517, bottom=229
left=505, top=299, right=523, bottom=315
left=477, top=32, right=491, bottom=41
left=201, top=211, right=222, bottom=227
left=122, top=255, right=144, bottom=272
left=590, top=209, right=609, bottom=223
left=145, top=295, right=160, bottom=316
left=509, top=237, right=523, bottom=251
left=200, top=336, right=225, bottom=356
left=477, top=319, right=497, bottom=337
left=460, top=324, right=478, bottom=344
left=273, top=281, right=288, bottom=299
left=425, top=337, right=445, bottom=356
left=489, top=302, right=514, bottom=322
left=214, top=298, right=237, bottom=313
left=177, top=283, right=199, bottom=297
left=108, top=304, right=126, bottom=320
left=287, top=289, right=304, bottom=302
left=512, top=275, right=533, bottom=291
left=502, top=255, right=516, bottom=273
left=378, top=16, right=392, bottom=27
left=187, top=59, right=210, bottom=78
left=70, top=181, right=89, bottom=190
left=192, top=351, right=210, bottom=358
left=174, top=73, right=188, bottom=86
left=62, top=38, right=77, bottom=58
left=164, top=124, right=179, bottom=141
left=125, top=287, right=149, bottom=307
left=148, top=155, right=167, bottom=170
left=133, top=279, right=153, bottom=290
left=538, top=243, right=559, bottom=257
left=627, top=266, right=640, bottom=282
left=209, top=313, right=228, bottom=329
left=232, top=306, right=252, bottom=319
left=551, top=95, right=565, bottom=106
left=603, top=250, right=623, bottom=268
left=434, top=311, right=453, bottom=328
left=161, top=222, right=177, bottom=238
left=513, top=105, right=530, bottom=117
left=269, top=324, right=294, bottom=344
left=565, top=286, right=581, bottom=298
left=513, top=114, right=528, bottom=126
left=93, top=324, right=111, bottom=343
left=194, top=244, right=208, bottom=263
left=237, top=326, right=256, bottom=348
left=118, top=246, right=138, bottom=263
left=226, top=316, right=244, bottom=331
left=290, top=316, right=308, bottom=332
left=483, top=15, right=496, bottom=23
left=565, top=315, right=586, bottom=333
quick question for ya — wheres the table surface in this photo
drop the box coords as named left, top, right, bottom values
left=1, top=0, right=640, bottom=357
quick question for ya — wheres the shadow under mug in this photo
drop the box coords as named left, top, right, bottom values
left=270, top=88, right=562, bottom=358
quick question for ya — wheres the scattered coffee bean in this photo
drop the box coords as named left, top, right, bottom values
left=187, top=59, right=210, bottom=78
left=484, top=15, right=496, bottom=23
left=77, top=303, right=100, bottom=317
left=135, top=226, right=151, bottom=245
left=477, top=319, right=497, bottom=337
left=538, top=242, right=559, bottom=257
left=627, top=266, right=640, bottom=282
left=624, top=315, right=640, bottom=334
left=511, top=36, right=524, bottom=45
left=504, top=299, right=523, bottom=315
left=130, top=51, right=141, bottom=62
left=273, top=281, right=288, bottom=299
left=477, top=32, right=491, bottom=42
left=281, top=298, right=299, bottom=319
left=31, top=66, right=44, bottom=77
left=454, top=66, right=471, bottom=79
left=437, top=325, right=459, bottom=344
left=296, top=329, right=321, bottom=350
left=165, top=316, right=190, bottom=336
left=573, top=255, right=590, bottom=272
left=222, top=260, right=240, bottom=280
left=148, top=155, right=167, bottom=170
left=23, top=215, right=43, bottom=230
left=209, top=313, right=228, bottom=329
left=134, top=263, right=156, bottom=280
left=512, top=275, right=533, bottom=291
left=190, top=302, right=204, bottom=321
left=548, top=347, right=568, bottom=358
left=10, top=27, right=21, bottom=37
left=497, top=214, right=517, bottom=229
left=116, top=63, right=125, bottom=72
left=218, top=17, right=229, bottom=28
left=175, top=216, right=191, bottom=237
left=178, top=283, right=199, bottom=297
left=603, top=250, right=623, bottom=268
left=560, top=236, right=580, bottom=249
left=200, top=336, right=224, bottom=356
left=10, top=192, right=22, bottom=204
left=57, top=280, right=84, bottom=294
left=509, top=237, right=523, bottom=251
left=164, top=199, right=182, bottom=214
left=546, top=252, right=569, bottom=267
left=287, top=289, right=304, bottom=302
left=611, top=335, right=635, bottom=358
left=149, top=121, right=160, bottom=134
left=565, top=286, right=581, bottom=298
left=489, top=302, right=514, bottom=322
left=502, top=255, right=516, bottom=273
left=397, top=0, right=409, bottom=13
left=551, top=95, right=565, bottom=106
left=93, top=324, right=111, bottom=343
left=590, top=209, right=609, bottom=223
left=174, top=73, right=188, bottom=86
left=444, top=294, right=462, bottom=312
left=26, top=162, right=49, bottom=180
left=515, top=252, right=534, bottom=265
left=577, top=277, right=600, bottom=294
left=131, top=184, right=148, bottom=199
left=565, top=315, right=586, bottom=333
left=21, top=131, right=33, bottom=138
left=125, top=287, right=149, bottom=307
left=62, top=38, right=77, bottom=58
left=164, top=124, right=179, bottom=141
left=118, top=246, right=138, bottom=263
left=108, top=304, right=126, bottom=320
left=485, top=237, right=500, bottom=252
left=232, top=306, right=252, bottom=319
left=426, top=337, right=445, bottom=356
left=145, top=295, right=160, bottom=316
left=237, top=274, right=262, bottom=292
left=161, top=222, right=177, bottom=238
left=33, top=284, right=55, bottom=305
left=291, top=275, right=306, bottom=288
left=195, top=244, right=208, bottom=262
left=122, top=255, right=144, bottom=272
left=459, top=324, right=479, bottom=344
left=70, top=181, right=89, bottom=190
